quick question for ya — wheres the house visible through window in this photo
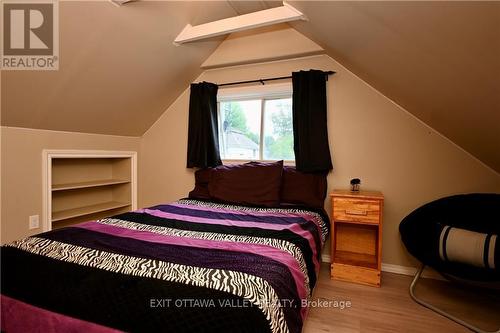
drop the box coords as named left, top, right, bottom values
left=218, top=94, right=294, bottom=162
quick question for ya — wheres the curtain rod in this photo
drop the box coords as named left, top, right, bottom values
left=216, top=70, right=335, bottom=87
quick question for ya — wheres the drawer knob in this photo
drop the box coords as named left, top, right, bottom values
left=345, top=209, right=367, bottom=216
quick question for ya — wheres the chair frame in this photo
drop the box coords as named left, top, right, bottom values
left=410, top=264, right=500, bottom=333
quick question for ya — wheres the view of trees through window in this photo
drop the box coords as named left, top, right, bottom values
left=219, top=98, right=294, bottom=161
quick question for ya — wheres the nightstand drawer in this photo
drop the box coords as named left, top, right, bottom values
left=333, top=198, right=381, bottom=224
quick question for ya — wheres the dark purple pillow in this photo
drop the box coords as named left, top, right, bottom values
left=208, top=161, right=284, bottom=207
left=188, top=168, right=212, bottom=199
left=280, top=166, right=327, bottom=209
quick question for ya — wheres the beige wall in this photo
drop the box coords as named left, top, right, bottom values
left=140, top=54, right=500, bottom=268
left=201, top=24, right=324, bottom=69
left=0, top=126, right=140, bottom=244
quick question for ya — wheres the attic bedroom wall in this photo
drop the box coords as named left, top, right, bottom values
left=139, top=34, right=500, bottom=268
left=0, top=127, right=140, bottom=244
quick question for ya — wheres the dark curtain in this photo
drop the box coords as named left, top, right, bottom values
left=292, top=70, right=333, bottom=173
left=186, top=82, right=222, bottom=168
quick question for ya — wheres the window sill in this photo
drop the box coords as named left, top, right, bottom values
left=222, top=159, right=295, bottom=166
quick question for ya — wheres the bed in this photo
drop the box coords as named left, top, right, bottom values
left=1, top=162, right=329, bottom=333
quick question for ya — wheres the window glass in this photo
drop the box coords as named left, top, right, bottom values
left=219, top=100, right=261, bottom=160
left=218, top=95, right=294, bottom=162
left=263, top=98, right=294, bottom=160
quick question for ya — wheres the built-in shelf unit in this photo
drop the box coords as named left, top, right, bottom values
left=43, top=150, right=137, bottom=231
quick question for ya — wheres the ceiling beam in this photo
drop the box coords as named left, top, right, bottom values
left=173, top=2, right=306, bottom=45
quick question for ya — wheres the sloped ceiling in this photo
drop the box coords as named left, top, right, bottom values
left=287, top=1, right=500, bottom=173
left=229, top=1, right=500, bottom=173
left=2, top=1, right=499, bottom=173
left=1, top=1, right=235, bottom=136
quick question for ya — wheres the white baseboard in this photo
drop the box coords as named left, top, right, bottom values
left=321, top=255, right=444, bottom=281
left=321, top=254, right=331, bottom=264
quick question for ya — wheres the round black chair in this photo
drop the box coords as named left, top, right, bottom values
left=400, top=193, right=500, bottom=333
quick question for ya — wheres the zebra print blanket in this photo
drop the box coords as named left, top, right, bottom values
left=1, top=199, right=329, bottom=333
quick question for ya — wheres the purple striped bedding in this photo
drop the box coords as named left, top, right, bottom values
left=1, top=199, right=329, bottom=333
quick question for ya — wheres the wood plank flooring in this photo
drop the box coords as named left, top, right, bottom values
left=303, top=264, right=499, bottom=332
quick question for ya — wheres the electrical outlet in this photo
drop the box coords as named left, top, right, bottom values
left=29, top=215, right=39, bottom=229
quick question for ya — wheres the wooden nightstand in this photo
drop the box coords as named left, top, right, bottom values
left=330, top=190, right=384, bottom=287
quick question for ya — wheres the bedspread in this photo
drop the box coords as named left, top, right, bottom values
left=1, top=199, right=329, bottom=333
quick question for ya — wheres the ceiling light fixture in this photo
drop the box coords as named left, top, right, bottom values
left=173, top=2, right=306, bottom=46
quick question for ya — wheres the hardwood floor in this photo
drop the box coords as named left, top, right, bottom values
left=303, top=264, right=500, bottom=333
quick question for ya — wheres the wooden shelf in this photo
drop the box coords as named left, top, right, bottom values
left=333, top=250, right=378, bottom=270
left=46, top=152, right=136, bottom=229
left=52, top=179, right=130, bottom=191
left=52, top=201, right=131, bottom=222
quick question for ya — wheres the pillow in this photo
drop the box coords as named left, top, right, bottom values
left=188, top=168, right=211, bottom=199
left=280, top=166, right=327, bottom=209
left=208, top=160, right=283, bottom=207
left=438, top=225, right=497, bottom=270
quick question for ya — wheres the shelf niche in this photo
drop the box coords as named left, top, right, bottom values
left=44, top=151, right=137, bottom=230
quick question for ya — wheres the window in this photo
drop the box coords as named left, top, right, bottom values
left=218, top=94, right=294, bottom=162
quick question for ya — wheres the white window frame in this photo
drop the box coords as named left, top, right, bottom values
left=217, top=83, right=294, bottom=165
